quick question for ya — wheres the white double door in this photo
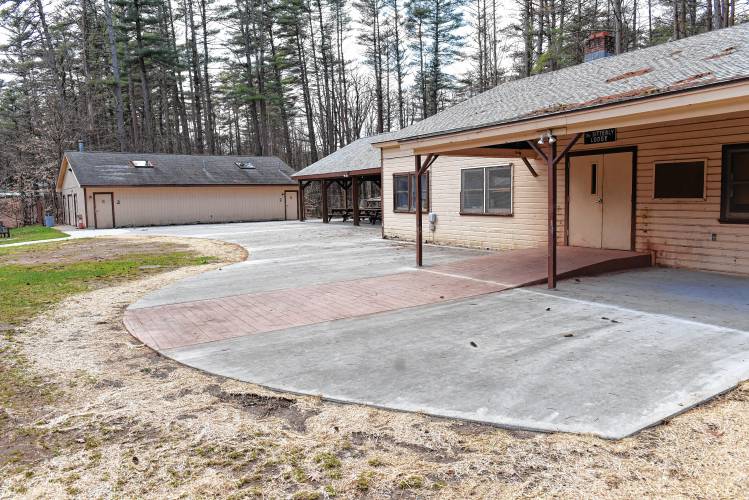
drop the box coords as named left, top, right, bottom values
left=568, top=151, right=633, bottom=251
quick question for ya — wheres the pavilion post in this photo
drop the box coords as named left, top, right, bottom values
left=547, top=140, right=558, bottom=289
left=529, top=133, right=581, bottom=289
left=298, top=180, right=305, bottom=221
left=321, top=179, right=329, bottom=223
left=352, top=176, right=360, bottom=226
left=415, top=154, right=423, bottom=266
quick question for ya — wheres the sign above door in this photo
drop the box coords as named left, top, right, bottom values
left=584, top=128, right=617, bottom=144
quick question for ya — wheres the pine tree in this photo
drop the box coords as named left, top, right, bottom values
left=406, top=0, right=430, bottom=119
left=355, top=0, right=385, bottom=132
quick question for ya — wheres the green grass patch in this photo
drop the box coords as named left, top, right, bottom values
left=0, top=250, right=215, bottom=325
left=0, top=225, right=67, bottom=246
left=398, top=475, right=424, bottom=490
left=313, top=452, right=341, bottom=470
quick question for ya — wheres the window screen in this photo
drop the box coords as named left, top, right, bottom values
left=394, top=174, right=410, bottom=211
left=461, top=168, right=485, bottom=213
left=393, top=173, right=428, bottom=212
left=486, top=166, right=512, bottom=214
left=654, top=161, right=705, bottom=198
left=461, top=165, right=512, bottom=215
left=410, top=174, right=428, bottom=212
left=722, top=145, right=749, bottom=221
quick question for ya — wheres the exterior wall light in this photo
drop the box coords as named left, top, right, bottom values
left=538, top=130, right=557, bottom=144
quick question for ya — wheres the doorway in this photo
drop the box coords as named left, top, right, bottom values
left=284, top=190, right=298, bottom=220
left=567, top=149, right=635, bottom=251
left=67, top=194, right=74, bottom=226
left=93, top=193, right=115, bottom=229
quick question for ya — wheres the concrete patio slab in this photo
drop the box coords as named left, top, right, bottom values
left=164, top=278, right=749, bottom=439
left=128, top=221, right=488, bottom=308
left=110, top=220, right=749, bottom=439
left=125, top=231, right=649, bottom=350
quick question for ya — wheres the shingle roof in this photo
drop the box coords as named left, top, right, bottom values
left=293, top=132, right=395, bottom=178
left=380, top=23, right=749, bottom=143
left=64, top=151, right=296, bottom=186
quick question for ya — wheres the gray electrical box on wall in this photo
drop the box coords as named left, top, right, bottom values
left=428, top=212, right=437, bottom=232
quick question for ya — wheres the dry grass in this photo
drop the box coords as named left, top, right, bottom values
left=0, top=236, right=748, bottom=498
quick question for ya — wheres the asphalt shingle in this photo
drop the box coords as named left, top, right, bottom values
left=292, top=132, right=395, bottom=178
left=64, top=151, right=296, bottom=186
left=380, top=23, right=749, bottom=143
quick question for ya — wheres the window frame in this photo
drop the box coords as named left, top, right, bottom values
left=392, top=172, right=429, bottom=214
left=460, top=164, right=513, bottom=216
left=721, top=144, right=749, bottom=224
left=652, top=159, right=707, bottom=201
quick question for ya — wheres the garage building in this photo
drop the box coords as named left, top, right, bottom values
left=56, top=151, right=299, bottom=228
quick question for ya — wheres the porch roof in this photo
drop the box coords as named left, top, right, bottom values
left=293, top=132, right=395, bottom=180
left=375, top=23, right=749, bottom=146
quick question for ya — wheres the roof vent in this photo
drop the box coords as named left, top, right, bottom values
left=129, top=160, right=155, bottom=168
left=235, top=161, right=256, bottom=169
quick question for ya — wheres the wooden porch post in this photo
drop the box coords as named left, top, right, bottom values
left=298, top=180, right=305, bottom=221
left=321, top=179, right=329, bottom=223
left=548, top=140, right=558, bottom=289
left=352, top=176, right=360, bottom=226
left=529, top=133, right=581, bottom=289
left=415, top=154, right=423, bottom=266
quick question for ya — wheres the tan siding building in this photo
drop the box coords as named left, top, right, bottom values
left=382, top=110, right=749, bottom=276
left=56, top=151, right=298, bottom=228
left=374, top=25, right=749, bottom=280
left=80, top=186, right=297, bottom=228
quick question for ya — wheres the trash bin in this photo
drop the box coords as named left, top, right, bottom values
left=44, top=215, right=55, bottom=227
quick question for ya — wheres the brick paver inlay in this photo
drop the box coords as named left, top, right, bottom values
left=124, top=271, right=507, bottom=350
left=125, top=246, right=651, bottom=351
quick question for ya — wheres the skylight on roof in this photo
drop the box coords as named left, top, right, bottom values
left=129, top=160, right=155, bottom=168
left=235, top=161, right=256, bottom=169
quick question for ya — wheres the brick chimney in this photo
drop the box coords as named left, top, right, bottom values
left=584, top=32, right=614, bottom=62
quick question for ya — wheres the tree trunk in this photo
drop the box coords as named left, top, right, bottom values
left=237, top=0, right=264, bottom=155
left=295, top=30, right=319, bottom=162
left=133, top=0, right=154, bottom=151
left=268, top=23, right=293, bottom=165
left=166, top=0, right=192, bottom=152
left=103, top=0, right=127, bottom=151
left=612, top=0, right=623, bottom=53
left=199, top=0, right=216, bottom=154
left=186, top=0, right=205, bottom=152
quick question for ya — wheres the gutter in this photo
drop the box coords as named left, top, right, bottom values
left=292, top=167, right=382, bottom=180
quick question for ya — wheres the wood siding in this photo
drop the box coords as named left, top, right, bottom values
left=382, top=110, right=749, bottom=276
left=383, top=151, right=551, bottom=250
left=84, top=185, right=296, bottom=228
left=59, top=168, right=85, bottom=226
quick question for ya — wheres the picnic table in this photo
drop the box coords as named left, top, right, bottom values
left=329, top=207, right=381, bottom=224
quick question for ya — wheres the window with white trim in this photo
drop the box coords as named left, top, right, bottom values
left=460, top=165, right=512, bottom=215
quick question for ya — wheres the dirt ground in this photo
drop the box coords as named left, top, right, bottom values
left=1, top=236, right=748, bottom=499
